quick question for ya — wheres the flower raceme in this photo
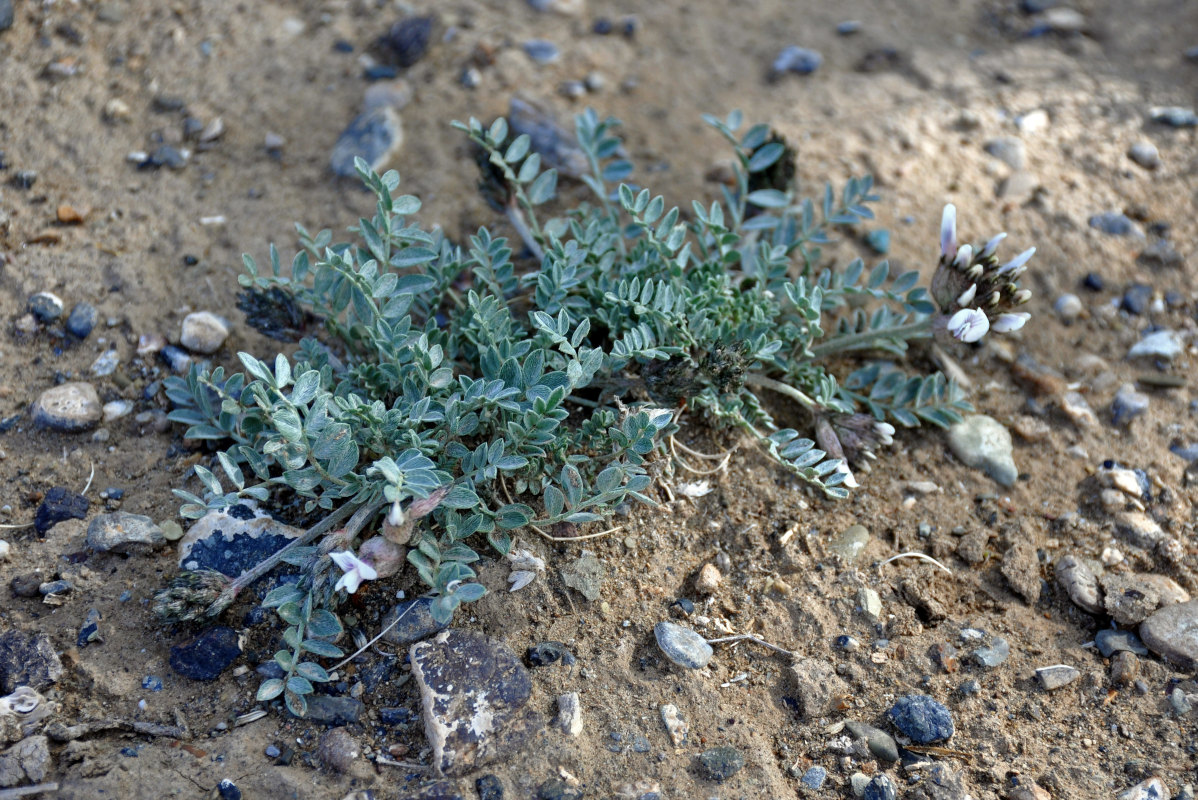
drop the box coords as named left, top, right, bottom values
left=930, top=204, right=1034, bottom=345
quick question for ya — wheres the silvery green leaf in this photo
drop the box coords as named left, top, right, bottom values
left=504, top=134, right=530, bottom=164
left=286, top=676, right=313, bottom=696
left=257, top=679, right=284, bottom=701
left=300, top=639, right=344, bottom=658
left=295, top=662, right=330, bottom=683
left=528, top=171, right=557, bottom=205
left=745, top=189, right=788, bottom=208
left=306, top=609, right=343, bottom=638
left=747, top=142, right=785, bottom=172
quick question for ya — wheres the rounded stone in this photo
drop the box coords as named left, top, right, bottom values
left=27, top=292, right=64, bottom=323
left=330, top=105, right=403, bottom=177
left=1139, top=599, right=1198, bottom=668
left=1053, top=293, right=1082, bottom=322
left=180, top=311, right=230, bottom=354
left=887, top=694, right=954, bottom=743
left=829, top=524, right=870, bottom=564
left=772, top=45, right=822, bottom=75
left=316, top=727, right=358, bottom=773
left=169, top=625, right=241, bottom=681
left=32, top=382, right=102, bottom=432
left=654, top=621, right=713, bottom=670
left=696, top=746, right=745, bottom=782
left=1128, top=141, right=1160, bottom=169
left=947, top=414, right=1017, bottom=487
left=66, top=302, right=98, bottom=338
left=864, top=774, right=898, bottom=800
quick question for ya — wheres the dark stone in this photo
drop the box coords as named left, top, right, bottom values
left=409, top=781, right=465, bottom=800
left=845, top=720, right=899, bottom=762
left=169, top=626, right=241, bottom=681
left=410, top=630, right=542, bottom=776
left=256, top=660, right=285, bottom=680
left=1081, top=272, right=1104, bottom=291
left=0, top=630, right=63, bottom=692
left=363, top=64, right=400, bottom=81
left=527, top=641, right=575, bottom=667
left=329, top=105, right=402, bottom=177
left=476, top=774, right=504, bottom=800
left=299, top=695, right=364, bottom=726
left=378, top=706, right=417, bottom=727
left=11, top=573, right=42, bottom=598
left=1121, top=283, right=1153, bottom=315
left=34, top=486, right=90, bottom=533
left=217, top=779, right=242, bottom=800
left=536, top=778, right=583, bottom=800
left=772, top=45, right=823, bottom=76
left=1095, top=630, right=1149, bottom=658
left=151, top=95, right=187, bottom=113
left=11, top=170, right=36, bottom=189
left=592, top=17, right=613, bottom=35
left=379, top=15, right=434, bottom=68
left=27, top=292, right=64, bottom=322
left=670, top=597, right=694, bottom=616
left=357, top=656, right=397, bottom=693
left=0, top=0, right=13, bottom=32
left=140, top=146, right=188, bottom=170
left=864, top=774, right=898, bottom=800
left=837, top=20, right=863, bottom=35
left=40, top=579, right=73, bottom=596
left=696, top=746, right=745, bottom=781
left=523, top=39, right=560, bottom=64
left=180, top=510, right=299, bottom=577
left=160, top=345, right=192, bottom=372
left=1138, top=240, right=1185, bottom=271
left=381, top=598, right=448, bottom=646
left=333, top=39, right=353, bottom=53
left=887, top=694, right=954, bottom=743
left=76, top=608, right=101, bottom=647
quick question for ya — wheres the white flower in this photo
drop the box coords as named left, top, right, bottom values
left=952, top=244, right=973, bottom=269
left=834, top=460, right=859, bottom=489
left=874, top=421, right=895, bottom=446
left=506, top=547, right=545, bottom=593
left=947, top=308, right=989, bottom=343
left=386, top=500, right=405, bottom=527
left=940, top=204, right=957, bottom=259
left=991, top=312, right=1030, bottom=333
left=330, top=550, right=377, bottom=594
left=979, top=232, right=1007, bottom=259
left=998, top=247, right=1036, bottom=275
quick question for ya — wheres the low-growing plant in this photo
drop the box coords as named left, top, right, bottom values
left=155, top=108, right=1036, bottom=716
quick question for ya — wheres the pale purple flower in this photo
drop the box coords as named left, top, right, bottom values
left=997, top=247, right=1036, bottom=275
left=991, top=312, right=1031, bottom=333
left=330, top=550, right=378, bottom=594
left=940, top=204, right=957, bottom=259
left=947, top=308, right=989, bottom=343
left=979, top=232, right=1007, bottom=259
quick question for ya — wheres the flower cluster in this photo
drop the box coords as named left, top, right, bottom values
left=930, top=204, right=1034, bottom=344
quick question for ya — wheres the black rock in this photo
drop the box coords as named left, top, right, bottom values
left=592, top=17, right=613, bottom=35
left=363, top=64, right=400, bottom=81
left=1081, top=272, right=1104, bottom=291
left=299, top=695, right=364, bottom=725
left=476, top=774, right=504, bottom=800
left=0, top=0, right=13, bottom=32
left=863, top=774, right=898, bottom=800
left=1121, top=283, right=1153, bottom=315
left=379, top=15, right=434, bottom=68
left=696, top=746, right=745, bottom=781
left=217, top=779, right=242, bottom=800
left=151, top=95, right=187, bottom=113
left=0, top=630, right=64, bottom=692
left=527, top=641, right=576, bottom=667
left=1019, top=0, right=1058, bottom=10
left=357, top=655, right=397, bottom=693
left=11, top=573, right=42, bottom=598
left=887, top=694, right=954, bottom=743
left=11, top=170, right=36, bottom=189
left=41, top=579, right=73, bottom=596
left=380, top=597, right=448, bottom=646
left=537, top=778, right=583, bottom=800
left=34, top=486, right=90, bottom=533
left=160, top=344, right=193, bottom=373
left=379, top=706, right=417, bottom=726
left=169, top=626, right=241, bottom=681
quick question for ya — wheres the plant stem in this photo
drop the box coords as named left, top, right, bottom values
left=203, top=499, right=374, bottom=617
left=808, top=319, right=931, bottom=358
left=505, top=201, right=544, bottom=262
left=744, top=373, right=816, bottom=409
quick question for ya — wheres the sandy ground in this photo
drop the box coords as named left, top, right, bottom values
left=0, top=0, right=1197, bottom=798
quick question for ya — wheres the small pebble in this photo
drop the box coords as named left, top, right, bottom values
left=265, top=744, right=281, bottom=759
left=1053, top=293, right=1082, bottom=322
left=772, top=45, right=822, bottom=76
left=41, top=579, right=73, bottom=596
left=330, top=105, right=403, bottom=177
left=800, top=766, right=827, bottom=789
left=973, top=637, right=1010, bottom=667
left=66, top=302, right=98, bottom=339
left=844, top=720, right=899, bottom=762
left=28, top=292, right=64, bottom=323
left=523, top=39, right=560, bottom=64
left=1081, top=272, right=1104, bottom=291
left=1110, top=651, right=1139, bottom=686
left=379, top=15, right=434, bottom=68
left=142, top=146, right=189, bottom=170
left=654, top=621, right=713, bottom=669
left=0, top=540, right=8, bottom=561
left=87, top=511, right=165, bottom=553
left=829, top=524, right=870, bottom=563
left=694, top=563, right=722, bottom=594
left=1151, top=106, right=1198, bottom=127
left=1111, top=384, right=1150, bottom=427
left=1128, top=330, right=1182, bottom=360
left=34, top=486, right=90, bottom=533
left=1169, top=687, right=1192, bottom=716
left=159, top=345, right=192, bottom=373
left=1128, top=141, right=1160, bottom=169
left=1120, top=283, right=1153, bottom=314
left=1095, top=629, right=1148, bottom=657
left=857, top=587, right=882, bottom=622
left=947, top=414, right=1017, bottom=487
left=142, top=675, right=163, bottom=691
left=91, top=349, right=120, bottom=377
left=1035, top=664, right=1080, bottom=690
left=983, top=136, right=1026, bottom=170
left=180, top=311, right=230, bottom=354
left=836, top=20, right=863, bottom=35
left=1118, top=777, right=1169, bottom=800
left=695, top=746, right=745, bottom=782
left=1091, top=212, right=1143, bottom=237
left=887, top=694, right=954, bottom=743
left=217, top=779, right=242, bottom=800
left=527, top=641, right=576, bottom=667
left=315, top=727, right=358, bottom=773
left=864, top=774, right=898, bottom=800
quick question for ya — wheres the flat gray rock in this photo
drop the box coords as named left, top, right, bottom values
left=1001, top=538, right=1040, bottom=603
left=87, top=512, right=165, bottom=554
left=790, top=657, right=849, bottom=718
left=410, top=630, right=541, bottom=777
left=1139, top=599, right=1198, bottom=668
left=1036, top=664, right=1080, bottom=690
left=947, top=415, right=1017, bottom=487
left=654, top=621, right=712, bottom=670
left=0, top=631, right=62, bottom=693
left=1103, top=573, right=1190, bottom=625
left=31, top=381, right=102, bottom=432
left=0, top=734, right=50, bottom=787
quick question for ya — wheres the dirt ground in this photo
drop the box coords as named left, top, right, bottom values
left=1, top=0, right=1197, bottom=798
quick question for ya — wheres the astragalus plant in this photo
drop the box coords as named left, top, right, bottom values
left=156, top=109, right=1036, bottom=715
